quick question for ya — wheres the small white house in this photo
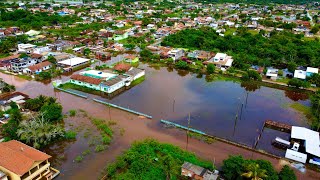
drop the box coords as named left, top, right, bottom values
left=294, top=70, right=307, bottom=80
left=33, top=46, right=51, bottom=54
left=147, top=24, right=156, bottom=29
left=168, top=49, right=184, bottom=61
left=306, top=67, right=319, bottom=77
left=22, top=61, right=52, bottom=74
left=213, top=53, right=227, bottom=62
left=18, top=44, right=37, bottom=54
left=266, top=68, right=279, bottom=80
left=125, top=67, right=145, bottom=81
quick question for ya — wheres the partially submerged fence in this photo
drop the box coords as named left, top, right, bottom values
left=93, top=98, right=152, bottom=119
left=160, top=119, right=281, bottom=160
left=160, top=119, right=206, bottom=135
left=54, top=87, right=88, bottom=99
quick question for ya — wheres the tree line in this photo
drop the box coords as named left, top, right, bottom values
left=162, top=27, right=320, bottom=69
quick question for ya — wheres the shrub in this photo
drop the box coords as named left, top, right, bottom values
left=278, top=70, right=284, bottom=76
left=40, top=103, right=63, bottom=122
left=175, top=60, right=189, bottom=70
left=82, top=150, right=91, bottom=156
left=38, top=71, right=52, bottom=80
left=95, top=144, right=107, bottom=152
left=207, top=64, right=215, bottom=74
left=64, top=131, right=77, bottom=139
left=102, top=135, right=112, bottom=145
left=69, top=109, right=76, bottom=117
left=74, top=155, right=83, bottom=163
left=288, top=78, right=310, bottom=88
left=278, top=165, right=296, bottom=180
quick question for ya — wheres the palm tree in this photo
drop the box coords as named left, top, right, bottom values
left=17, top=114, right=64, bottom=149
left=241, top=163, right=267, bottom=180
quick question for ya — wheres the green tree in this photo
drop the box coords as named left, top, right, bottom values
left=278, top=165, right=296, bottom=180
left=38, top=71, right=52, bottom=80
left=310, top=26, right=319, bottom=34
left=207, top=64, right=215, bottom=74
left=222, top=156, right=246, bottom=180
left=175, top=60, right=189, bottom=70
left=40, top=103, right=63, bottom=122
left=83, top=48, right=91, bottom=56
left=288, top=78, right=310, bottom=88
left=241, top=163, right=267, bottom=180
left=19, top=53, right=29, bottom=58
left=47, top=55, right=57, bottom=64
left=1, top=109, right=22, bottom=140
left=17, top=115, right=64, bottom=149
left=9, top=101, right=19, bottom=109
left=287, top=62, right=297, bottom=73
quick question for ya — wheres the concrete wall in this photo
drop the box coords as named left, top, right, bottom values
left=101, top=81, right=125, bottom=93
left=69, top=79, right=101, bottom=91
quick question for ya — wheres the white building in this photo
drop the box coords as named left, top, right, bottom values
left=58, top=57, right=90, bottom=69
left=213, top=53, right=227, bottom=62
left=266, top=68, right=279, bottom=80
left=288, top=126, right=320, bottom=165
left=33, top=46, right=51, bottom=54
left=147, top=24, right=156, bottom=29
left=18, top=44, right=37, bottom=54
left=294, top=70, right=307, bottom=80
left=168, top=49, right=185, bottom=61
left=125, top=67, right=145, bottom=81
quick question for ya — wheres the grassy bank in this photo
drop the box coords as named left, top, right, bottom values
left=101, top=139, right=214, bottom=179
left=130, top=76, right=145, bottom=87
left=59, top=83, right=102, bottom=96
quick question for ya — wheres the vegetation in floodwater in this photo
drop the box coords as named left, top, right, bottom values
left=107, top=120, right=117, bottom=126
left=130, top=76, right=145, bottom=87
left=95, top=144, right=107, bottom=152
left=69, top=109, right=77, bottom=117
left=101, top=139, right=214, bottom=179
left=120, top=128, right=125, bottom=136
left=64, top=130, right=77, bottom=140
left=82, top=149, right=91, bottom=156
left=290, top=103, right=315, bottom=120
left=188, top=132, right=215, bottom=144
left=74, top=155, right=84, bottom=163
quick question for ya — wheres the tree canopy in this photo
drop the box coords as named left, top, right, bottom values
left=103, top=139, right=214, bottom=179
left=162, top=27, right=320, bottom=69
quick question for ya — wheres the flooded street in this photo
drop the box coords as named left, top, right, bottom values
left=0, top=65, right=316, bottom=179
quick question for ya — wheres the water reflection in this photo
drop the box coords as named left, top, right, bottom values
left=240, top=80, right=261, bottom=92
left=285, top=90, right=310, bottom=101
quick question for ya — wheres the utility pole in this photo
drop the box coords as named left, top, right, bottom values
left=186, top=113, right=190, bottom=151
left=109, top=104, right=111, bottom=121
left=173, top=99, right=175, bottom=112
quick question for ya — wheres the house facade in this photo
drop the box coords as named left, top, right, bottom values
left=22, top=61, right=52, bottom=74
left=0, top=140, right=59, bottom=180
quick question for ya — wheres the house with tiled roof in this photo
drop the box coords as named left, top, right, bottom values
left=0, top=54, right=20, bottom=70
left=70, top=74, right=103, bottom=91
left=22, top=61, right=52, bottom=74
left=0, top=140, right=59, bottom=180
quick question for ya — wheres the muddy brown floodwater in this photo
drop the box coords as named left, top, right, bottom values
left=0, top=67, right=319, bottom=180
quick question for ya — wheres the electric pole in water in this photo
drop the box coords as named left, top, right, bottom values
left=186, top=113, right=190, bottom=151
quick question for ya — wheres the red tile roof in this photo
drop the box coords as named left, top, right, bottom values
left=0, top=54, right=20, bottom=62
left=70, top=74, right=102, bottom=85
left=114, top=63, right=131, bottom=72
left=30, top=53, right=43, bottom=59
left=27, top=61, right=52, bottom=72
left=0, top=140, right=51, bottom=176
